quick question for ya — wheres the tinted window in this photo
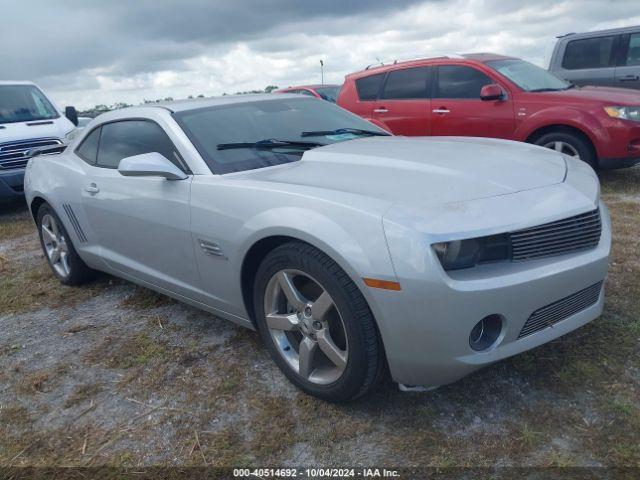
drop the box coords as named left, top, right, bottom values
left=562, top=36, right=615, bottom=70
left=173, top=98, right=388, bottom=174
left=381, top=67, right=431, bottom=99
left=626, top=33, right=640, bottom=66
left=76, top=127, right=101, bottom=164
left=299, top=89, right=316, bottom=97
left=355, top=74, right=384, bottom=100
left=435, top=66, right=493, bottom=99
left=97, top=120, right=179, bottom=169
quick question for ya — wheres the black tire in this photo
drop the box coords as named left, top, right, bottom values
left=253, top=241, right=385, bottom=402
left=534, top=130, right=597, bottom=168
left=36, top=203, right=97, bottom=286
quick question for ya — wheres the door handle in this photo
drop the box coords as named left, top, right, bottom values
left=84, top=183, right=100, bottom=194
left=432, top=108, right=450, bottom=114
left=373, top=107, right=388, bottom=113
left=619, top=74, right=640, bottom=81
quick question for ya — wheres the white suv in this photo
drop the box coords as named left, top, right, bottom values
left=0, top=81, right=78, bottom=203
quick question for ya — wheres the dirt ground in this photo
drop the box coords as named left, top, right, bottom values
left=0, top=167, right=638, bottom=468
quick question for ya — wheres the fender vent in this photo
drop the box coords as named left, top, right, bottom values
left=63, top=204, right=87, bottom=243
left=198, top=239, right=226, bottom=258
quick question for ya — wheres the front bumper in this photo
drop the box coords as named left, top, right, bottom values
left=0, top=169, right=26, bottom=203
left=598, top=117, right=640, bottom=169
left=372, top=189, right=611, bottom=388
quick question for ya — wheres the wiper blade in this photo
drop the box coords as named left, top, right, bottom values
left=528, top=88, right=563, bottom=92
left=217, top=139, right=325, bottom=150
left=301, top=127, right=390, bottom=137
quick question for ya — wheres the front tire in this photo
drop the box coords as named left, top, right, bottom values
left=534, top=130, right=597, bottom=168
left=253, top=241, right=385, bottom=402
left=37, top=203, right=96, bottom=285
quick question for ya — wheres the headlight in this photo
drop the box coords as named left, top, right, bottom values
left=604, top=106, right=640, bottom=122
left=432, top=233, right=510, bottom=271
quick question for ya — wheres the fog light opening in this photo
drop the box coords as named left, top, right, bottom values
left=469, top=314, right=503, bottom=351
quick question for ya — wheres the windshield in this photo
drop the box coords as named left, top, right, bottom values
left=486, top=59, right=571, bottom=92
left=173, top=97, right=387, bottom=174
left=0, top=85, right=59, bottom=124
left=314, top=86, right=341, bottom=102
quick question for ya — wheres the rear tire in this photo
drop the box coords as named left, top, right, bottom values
left=253, top=241, right=385, bottom=402
left=36, top=203, right=97, bottom=286
left=534, top=130, right=597, bottom=168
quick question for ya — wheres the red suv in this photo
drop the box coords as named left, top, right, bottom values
left=337, top=53, right=640, bottom=169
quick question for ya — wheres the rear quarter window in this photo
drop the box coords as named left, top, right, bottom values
left=562, top=36, right=615, bottom=70
left=75, top=127, right=101, bottom=164
left=355, top=73, right=385, bottom=101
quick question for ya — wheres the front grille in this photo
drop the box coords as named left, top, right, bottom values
left=0, top=138, right=62, bottom=170
left=518, top=282, right=603, bottom=339
left=510, top=209, right=602, bottom=261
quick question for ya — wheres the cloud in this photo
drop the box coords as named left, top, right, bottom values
left=2, top=0, right=637, bottom=109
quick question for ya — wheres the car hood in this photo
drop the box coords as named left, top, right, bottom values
left=239, top=136, right=567, bottom=207
left=0, top=117, right=74, bottom=144
left=540, top=86, right=640, bottom=105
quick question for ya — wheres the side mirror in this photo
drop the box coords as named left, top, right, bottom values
left=480, top=84, right=505, bottom=101
left=65, top=106, right=79, bottom=126
left=118, top=152, right=188, bottom=181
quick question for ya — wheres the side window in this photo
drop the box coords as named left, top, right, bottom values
left=625, top=33, right=640, bottom=66
left=434, top=65, right=493, bottom=99
left=562, top=36, right=615, bottom=70
left=299, top=89, right=316, bottom=97
left=355, top=73, right=385, bottom=101
left=75, top=127, right=101, bottom=165
left=381, top=67, right=431, bottom=99
left=97, top=120, right=181, bottom=169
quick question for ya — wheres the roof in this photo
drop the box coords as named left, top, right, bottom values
left=145, top=93, right=304, bottom=113
left=347, top=52, right=517, bottom=78
left=556, top=24, right=639, bottom=39
left=0, top=80, right=37, bottom=86
left=279, top=84, right=340, bottom=90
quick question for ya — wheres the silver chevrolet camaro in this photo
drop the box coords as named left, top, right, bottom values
left=24, top=94, right=611, bottom=401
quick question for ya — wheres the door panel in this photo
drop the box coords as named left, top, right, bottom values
left=373, top=66, right=431, bottom=136
left=430, top=65, right=516, bottom=138
left=80, top=169, right=198, bottom=296
left=373, top=100, right=430, bottom=135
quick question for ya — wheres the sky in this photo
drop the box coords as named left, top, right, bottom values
left=2, top=0, right=639, bottom=110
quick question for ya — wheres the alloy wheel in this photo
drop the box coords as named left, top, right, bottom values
left=264, top=269, right=348, bottom=385
left=41, top=213, right=71, bottom=278
left=543, top=140, right=581, bottom=159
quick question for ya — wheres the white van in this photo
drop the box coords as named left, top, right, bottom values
left=0, top=81, right=78, bottom=203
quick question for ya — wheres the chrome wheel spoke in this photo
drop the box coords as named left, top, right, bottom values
left=50, top=247, right=61, bottom=264
left=311, top=290, right=333, bottom=321
left=298, top=337, right=317, bottom=379
left=51, top=218, right=60, bottom=239
left=317, top=329, right=347, bottom=370
left=266, top=312, right=299, bottom=331
left=554, top=141, right=563, bottom=152
left=41, top=225, right=55, bottom=244
left=277, top=271, right=307, bottom=311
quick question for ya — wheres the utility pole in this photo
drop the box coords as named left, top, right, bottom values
left=320, top=59, right=324, bottom=85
